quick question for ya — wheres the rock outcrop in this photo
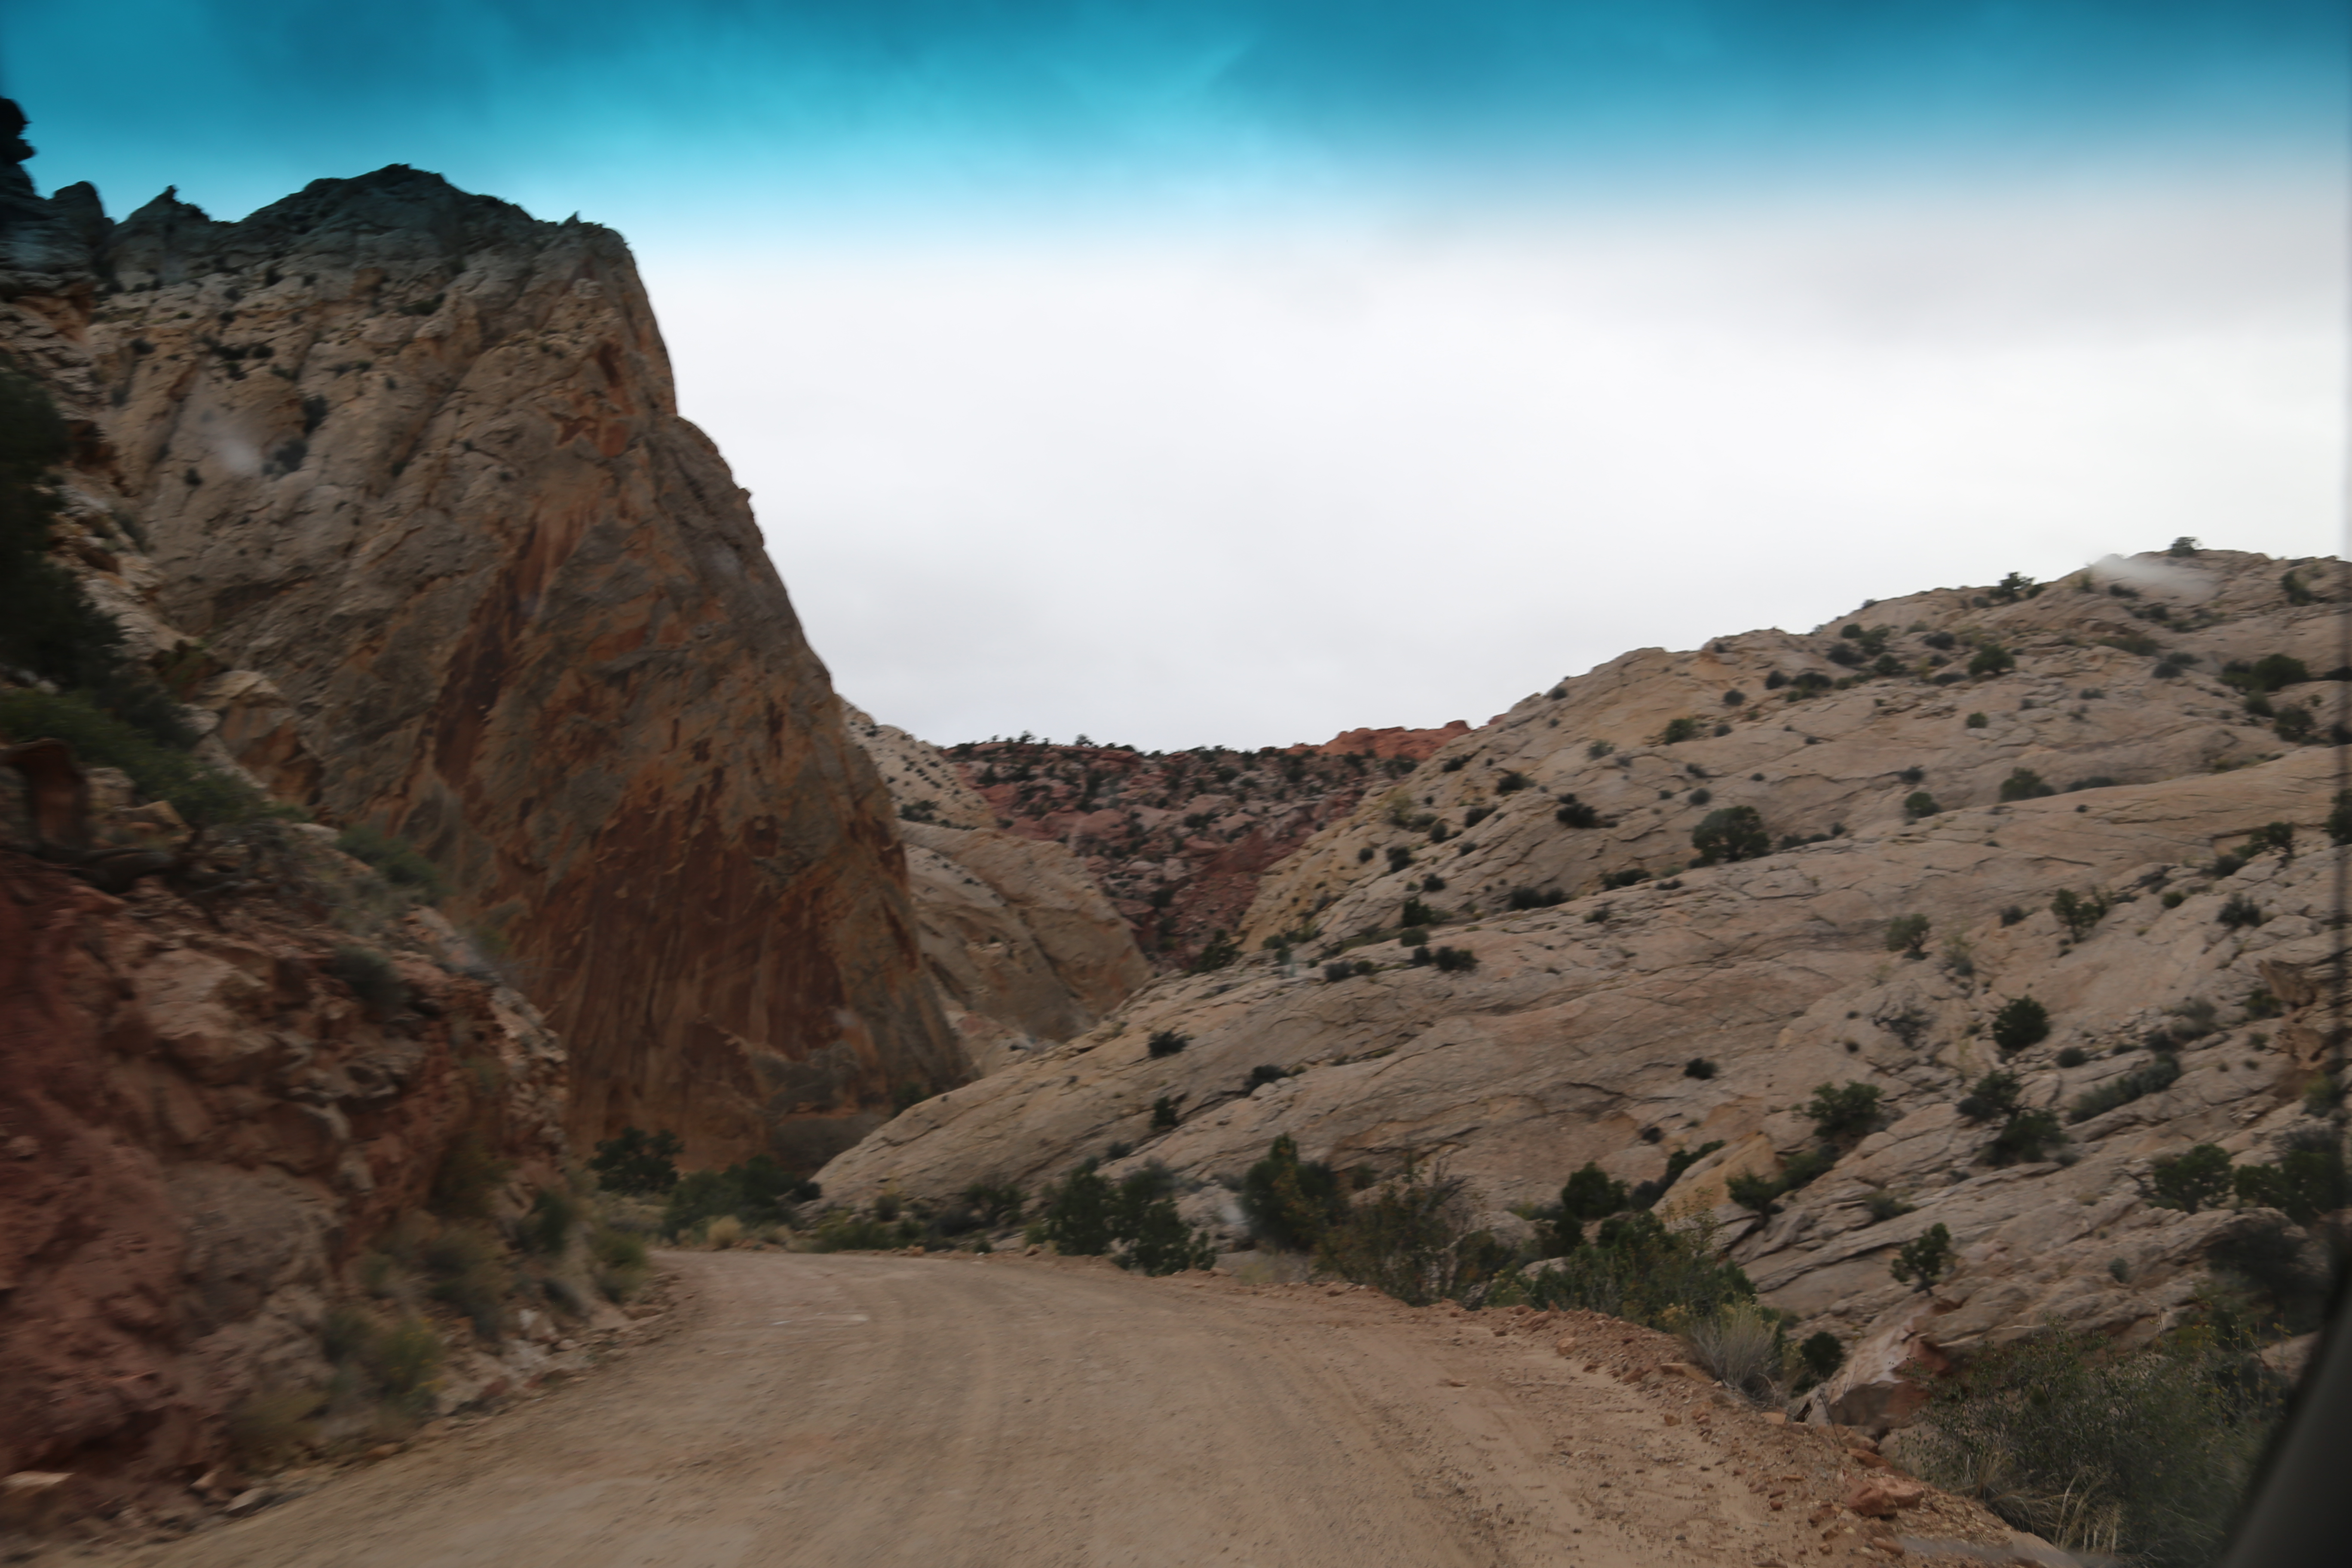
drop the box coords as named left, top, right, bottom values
left=818, top=549, right=2349, bottom=1404
left=1, top=117, right=960, bottom=1166
left=0, top=834, right=570, bottom=1506
left=845, top=710, right=1152, bottom=1072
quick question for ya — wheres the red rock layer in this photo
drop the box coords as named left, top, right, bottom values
left=6, top=164, right=961, bottom=1166
left=0, top=851, right=564, bottom=1504
left=1289, top=721, right=1474, bottom=761
left=943, top=740, right=1411, bottom=970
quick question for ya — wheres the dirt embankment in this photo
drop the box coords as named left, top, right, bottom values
left=46, top=1251, right=2026, bottom=1568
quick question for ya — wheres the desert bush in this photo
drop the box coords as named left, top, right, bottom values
left=1496, top=770, right=1531, bottom=793
left=1863, top=1190, right=1915, bottom=1223
left=1431, top=946, right=1478, bottom=973
left=1554, top=796, right=1600, bottom=828
left=428, top=1130, right=511, bottom=1220
left=2145, top=1145, right=2234, bottom=1213
left=1240, top=1135, right=1348, bottom=1252
left=2055, top=1047, right=2087, bottom=1068
left=1958, top=1072, right=2021, bottom=1122
left=1965, top=711, right=1988, bottom=729
left=1985, top=1109, right=2065, bottom=1167
left=1683, top=1300, right=1784, bottom=1401
left=1559, top=1161, right=1630, bottom=1221
left=1659, top=716, right=1701, bottom=744
left=1884, top=913, right=1930, bottom=956
left=704, top=1214, right=745, bottom=1249
left=1690, top=805, right=1770, bottom=865
left=1629, top=1141, right=1725, bottom=1210
left=1990, top=996, right=2050, bottom=1053
left=1726, top=1170, right=1782, bottom=1216
left=1997, top=768, right=2053, bottom=802
left=1798, top=1330, right=1846, bottom=1386
left=1902, top=790, right=1942, bottom=821
left=521, top=1188, right=576, bottom=1256
left=1314, top=1165, right=1510, bottom=1306
left=2217, top=894, right=2263, bottom=930
left=1385, top=845, right=1413, bottom=872
left=420, top=1222, right=508, bottom=1337
left=227, top=1387, right=324, bottom=1468
left=1601, top=867, right=1649, bottom=889
left=1190, top=930, right=1241, bottom=972
left=1400, top=896, right=1436, bottom=927
left=1522, top=1210, right=1756, bottom=1326
left=590, top=1127, right=683, bottom=1194
left=334, top=824, right=448, bottom=898
left=2050, top=888, right=2107, bottom=941
left=1968, top=643, right=2015, bottom=676
left=2070, top=1055, right=2181, bottom=1123
left=2230, top=1132, right=2348, bottom=1225
left=1505, top=885, right=1565, bottom=910
left=1779, top=1146, right=1838, bottom=1189
left=1147, top=1029, right=1191, bottom=1058
left=1891, top=1222, right=1955, bottom=1288
left=1807, top=1081, right=1884, bottom=1141
left=1904, top=1329, right=2276, bottom=1567
left=809, top=1208, right=921, bottom=1253
left=1151, top=1094, right=1181, bottom=1129
left=1683, top=1057, right=1717, bottom=1080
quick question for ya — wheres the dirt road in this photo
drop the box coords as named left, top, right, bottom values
left=76, top=1253, right=2012, bottom=1568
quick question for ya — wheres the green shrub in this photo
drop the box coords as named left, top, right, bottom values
left=1659, top=716, right=1702, bottom=744
left=1726, top=1170, right=1781, bottom=1216
left=1779, top=1146, right=1839, bottom=1188
left=1151, top=1095, right=1180, bottom=1130
left=809, top=1208, right=920, bottom=1252
left=2145, top=1144, right=2234, bottom=1213
left=2230, top=1135, right=2348, bottom=1224
left=1430, top=945, right=1478, bottom=973
left=1385, top=845, right=1413, bottom=872
left=1863, top=1190, right=1915, bottom=1223
left=1240, top=1135, right=1348, bottom=1252
left=1146, top=1029, right=1191, bottom=1059
left=1683, top=1057, right=1717, bottom=1080
left=1313, top=1166, right=1509, bottom=1307
left=1904, top=1329, right=2275, bottom=1566
left=1884, top=913, right=1930, bottom=956
left=1559, top=1161, right=1629, bottom=1221
left=1968, top=644, right=2015, bottom=676
left=428, top=1130, right=511, bottom=1220
left=1998, top=767, right=2054, bottom=802
left=2217, top=894, right=2263, bottom=930
left=1522, top=1210, right=1755, bottom=1327
left=334, top=824, right=449, bottom=898
left=590, top=1127, right=683, bottom=1194
left=521, top=1188, right=576, bottom=1256
left=2049, top=888, right=2108, bottom=941
left=2273, top=705, right=2314, bottom=742
left=1990, top=996, right=2050, bottom=1052
left=365, top=1314, right=445, bottom=1401
left=1902, top=790, right=1942, bottom=821
left=1806, top=1081, right=1884, bottom=1141
left=2328, top=790, right=2352, bottom=846
left=1985, top=1109, right=2064, bottom=1167
left=1629, top=1140, right=1724, bottom=1209
left=1891, top=1222, right=1955, bottom=1288
left=1690, top=805, right=1770, bottom=865
left=1965, top=711, right=1988, bottom=729
left=1504, top=885, right=1565, bottom=910
left=1799, top=1330, right=1847, bottom=1384
left=2070, top=1055, right=2182, bottom=1123
left=1957, top=1071, right=2021, bottom=1123
left=2239, top=821, right=2295, bottom=858
left=328, top=944, right=409, bottom=1019
left=1496, top=771, right=1531, bottom=793
left=420, top=1222, right=508, bottom=1337
left=1554, top=797, right=1600, bottom=828
left=2055, top=1046, right=2088, bottom=1068
left=1683, top=1300, right=1785, bottom=1401
left=1400, top=896, right=1436, bottom=927
left=1190, top=929, right=1241, bottom=972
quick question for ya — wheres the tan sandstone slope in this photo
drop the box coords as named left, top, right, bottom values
left=845, top=708, right=1153, bottom=1073
left=818, top=548, right=2347, bottom=1415
left=1, top=139, right=960, bottom=1166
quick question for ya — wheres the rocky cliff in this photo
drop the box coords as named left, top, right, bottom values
left=0, top=116, right=960, bottom=1167
left=818, top=549, right=2349, bottom=1418
left=844, top=709, right=1154, bottom=1072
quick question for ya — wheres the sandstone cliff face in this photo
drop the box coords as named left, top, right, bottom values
left=0, top=841, right=570, bottom=1504
left=2, top=148, right=960, bottom=1166
left=845, top=709, right=1152, bottom=1073
left=818, top=550, right=2348, bottom=1408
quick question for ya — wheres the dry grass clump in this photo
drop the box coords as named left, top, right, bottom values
left=1679, top=1301, right=1782, bottom=1402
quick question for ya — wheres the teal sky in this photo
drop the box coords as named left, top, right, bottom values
left=5, top=3, right=2346, bottom=747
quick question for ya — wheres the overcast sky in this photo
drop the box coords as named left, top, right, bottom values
left=7, top=1, right=2346, bottom=749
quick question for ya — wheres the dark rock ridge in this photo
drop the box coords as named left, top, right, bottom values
left=0, top=112, right=962, bottom=1165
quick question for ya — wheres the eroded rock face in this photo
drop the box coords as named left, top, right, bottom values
left=818, top=551, right=2348, bottom=1386
left=845, top=710, right=1152, bottom=1072
left=2, top=144, right=960, bottom=1165
left=0, top=849, right=565, bottom=1504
